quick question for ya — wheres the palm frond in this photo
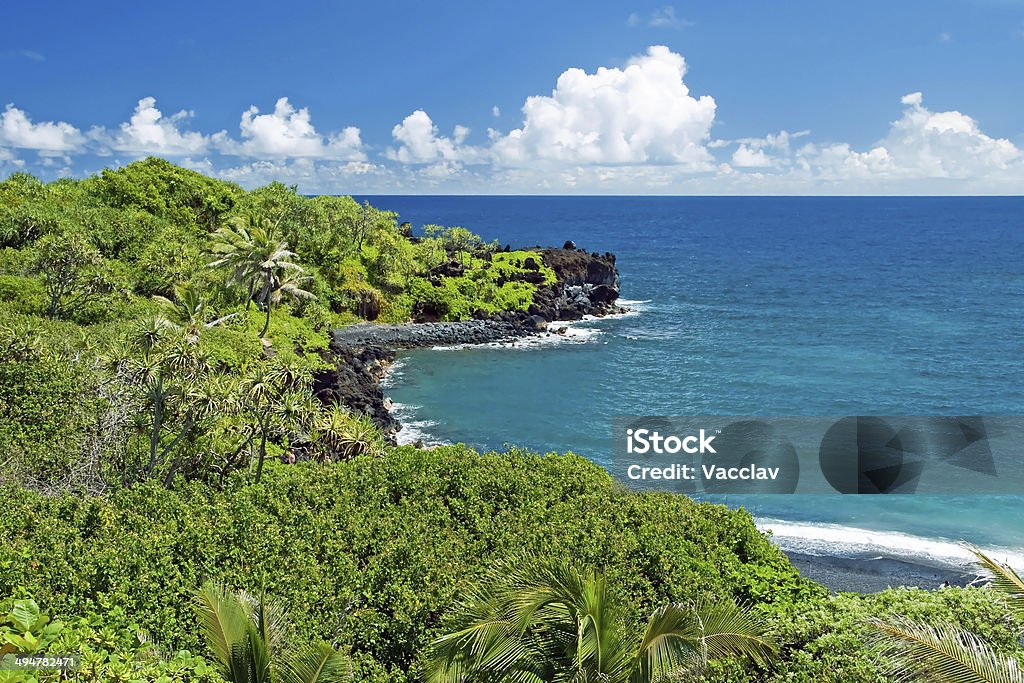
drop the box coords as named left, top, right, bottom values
left=194, top=583, right=251, bottom=677
left=278, top=641, right=353, bottom=683
left=633, top=603, right=705, bottom=681
left=241, top=587, right=291, bottom=657
left=870, top=617, right=1024, bottom=683
left=966, top=545, right=1024, bottom=618
left=691, top=599, right=777, bottom=667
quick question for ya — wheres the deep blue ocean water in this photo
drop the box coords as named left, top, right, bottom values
left=361, top=196, right=1024, bottom=568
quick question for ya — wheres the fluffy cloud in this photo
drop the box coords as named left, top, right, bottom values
left=112, top=97, right=210, bottom=155
left=1, top=105, right=84, bottom=153
left=3, top=48, right=1023, bottom=195
left=491, top=45, right=716, bottom=168
left=732, top=145, right=771, bottom=168
left=222, top=97, right=365, bottom=160
left=387, top=110, right=473, bottom=164
left=212, top=158, right=391, bottom=194
left=791, top=92, right=1021, bottom=186
left=883, top=92, right=1019, bottom=176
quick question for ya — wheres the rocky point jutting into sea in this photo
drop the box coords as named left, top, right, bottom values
left=313, top=243, right=623, bottom=439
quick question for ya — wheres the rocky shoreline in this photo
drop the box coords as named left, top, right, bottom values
left=313, top=245, right=623, bottom=440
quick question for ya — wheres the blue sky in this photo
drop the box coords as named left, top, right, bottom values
left=2, top=0, right=1023, bottom=194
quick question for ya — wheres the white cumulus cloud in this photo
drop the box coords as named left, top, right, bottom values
left=1, top=104, right=85, bottom=154
left=112, top=97, right=210, bottom=155
left=220, top=97, right=365, bottom=160
left=732, top=145, right=772, bottom=167
left=794, top=92, right=1021, bottom=185
left=387, top=110, right=475, bottom=164
left=491, top=45, right=716, bottom=168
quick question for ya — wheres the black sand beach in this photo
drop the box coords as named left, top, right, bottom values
left=786, top=551, right=978, bottom=593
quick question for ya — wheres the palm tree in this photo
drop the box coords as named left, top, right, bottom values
left=194, top=582, right=352, bottom=683
left=153, top=284, right=239, bottom=343
left=423, top=559, right=777, bottom=683
left=209, top=212, right=313, bottom=338
left=870, top=546, right=1024, bottom=683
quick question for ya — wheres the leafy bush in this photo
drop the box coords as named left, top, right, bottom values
left=0, top=446, right=813, bottom=682
left=0, top=595, right=223, bottom=682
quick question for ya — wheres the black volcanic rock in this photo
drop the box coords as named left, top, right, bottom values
left=320, top=245, right=623, bottom=439
left=531, top=247, right=622, bottom=321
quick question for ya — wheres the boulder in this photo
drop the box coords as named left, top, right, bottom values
left=588, top=284, right=619, bottom=305
left=525, top=314, right=549, bottom=331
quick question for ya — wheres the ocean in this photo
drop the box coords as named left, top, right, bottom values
left=360, top=196, right=1024, bottom=571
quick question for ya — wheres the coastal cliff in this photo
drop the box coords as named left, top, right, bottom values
left=316, top=244, right=623, bottom=438
left=528, top=246, right=622, bottom=322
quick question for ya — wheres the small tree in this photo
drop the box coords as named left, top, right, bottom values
left=30, top=231, right=104, bottom=319
left=209, top=212, right=314, bottom=338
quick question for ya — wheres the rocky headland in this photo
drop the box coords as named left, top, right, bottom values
left=313, top=244, right=623, bottom=439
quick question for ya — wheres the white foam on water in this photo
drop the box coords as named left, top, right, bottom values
left=757, top=518, right=1024, bottom=571
left=389, top=401, right=449, bottom=447
left=379, top=357, right=407, bottom=389
left=617, top=299, right=651, bottom=318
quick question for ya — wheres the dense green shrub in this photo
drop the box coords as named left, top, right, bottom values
left=1, top=448, right=1017, bottom=682
left=0, top=159, right=565, bottom=491
left=0, top=446, right=815, bottom=682
left=0, top=320, right=97, bottom=483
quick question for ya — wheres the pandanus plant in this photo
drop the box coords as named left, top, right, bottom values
left=194, top=583, right=352, bottom=683
left=423, top=559, right=777, bottom=683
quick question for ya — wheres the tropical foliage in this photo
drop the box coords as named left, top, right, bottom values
left=194, top=583, right=351, bottom=683
left=0, top=595, right=220, bottom=682
left=425, top=559, right=776, bottom=682
left=0, top=158, right=553, bottom=492
left=869, top=547, right=1024, bottom=683
left=3, top=160, right=1022, bottom=683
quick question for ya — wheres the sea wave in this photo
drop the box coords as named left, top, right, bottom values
left=757, top=518, right=1024, bottom=572
left=390, top=401, right=448, bottom=447
left=379, top=357, right=407, bottom=389
left=616, top=298, right=650, bottom=318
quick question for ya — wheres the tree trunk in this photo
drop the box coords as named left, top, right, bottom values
left=254, top=425, right=268, bottom=483
left=145, top=377, right=164, bottom=477
left=260, top=300, right=272, bottom=338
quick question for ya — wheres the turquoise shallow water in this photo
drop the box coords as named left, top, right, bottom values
left=362, top=196, right=1024, bottom=568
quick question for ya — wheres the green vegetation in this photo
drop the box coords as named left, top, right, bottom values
left=2, top=159, right=1022, bottom=682
left=869, top=548, right=1024, bottom=683
left=194, top=583, right=352, bottom=683
left=0, top=595, right=219, bottom=682
left=0, top=158, right=549, bottom=491
left=424, top=559, right=776, bottom=682
left=2, top=448, right=1022, bottom=682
